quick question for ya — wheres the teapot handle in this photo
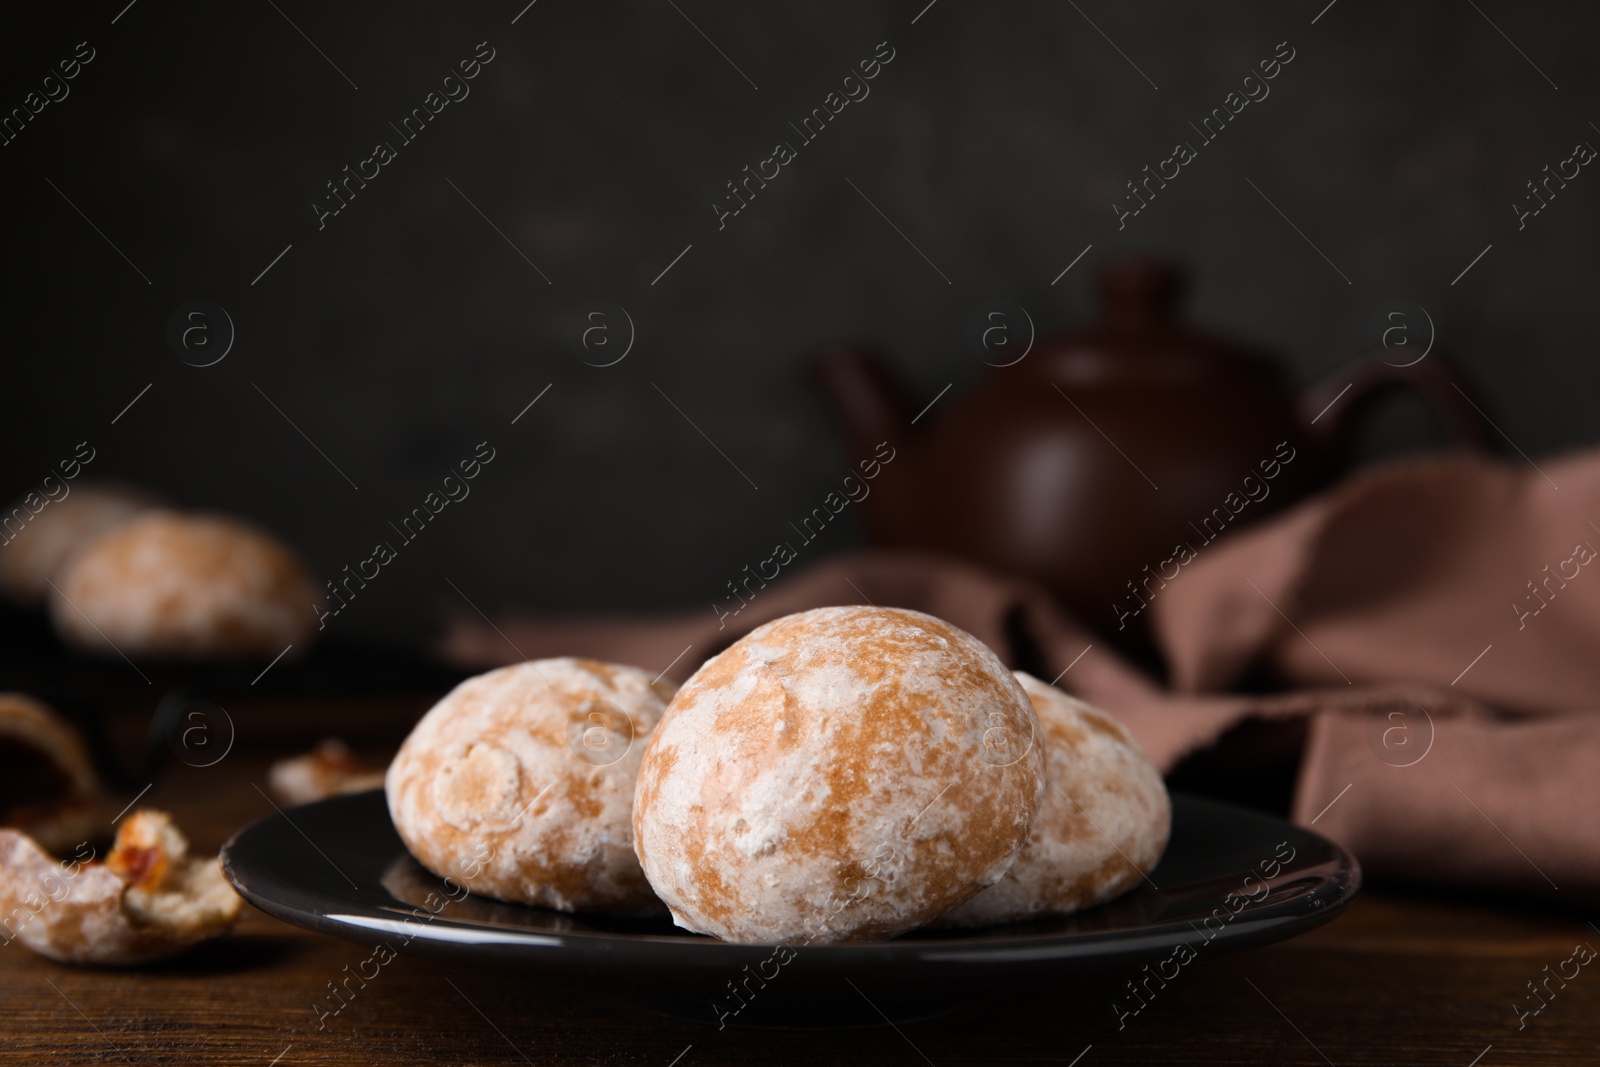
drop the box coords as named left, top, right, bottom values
left=1300, top=349, right=1494, bottom=457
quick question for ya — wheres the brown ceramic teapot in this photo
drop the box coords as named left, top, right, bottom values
left=812, top=257, right=1490, bottom=643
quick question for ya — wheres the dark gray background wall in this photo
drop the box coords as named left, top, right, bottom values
left=4, top=1, right=1596, bottom=643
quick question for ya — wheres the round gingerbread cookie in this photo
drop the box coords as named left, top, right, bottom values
left=0, top=484, right=151, bottom=607
left=386, top=658, right=673, bottom=916
left=49, top=510, right=316, bottom=660
left=632, top=606, right=1045, bottom=944
left=937, top=671, right=1169, bottom=927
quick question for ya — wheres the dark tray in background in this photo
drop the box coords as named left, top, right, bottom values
left=0, top=601, right=466, bottom=788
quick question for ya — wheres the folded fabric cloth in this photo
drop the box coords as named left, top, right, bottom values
left=439, top=449, right=1600, bottom=901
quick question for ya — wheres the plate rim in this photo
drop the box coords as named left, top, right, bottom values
left=222, top=789, right=1361, bottom=966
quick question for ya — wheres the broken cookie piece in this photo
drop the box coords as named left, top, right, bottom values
left=0, top=693, right=103, bottom=854
left=0, top=809, right=240, bottom=965
left=269, top=738, right=385, bottom=806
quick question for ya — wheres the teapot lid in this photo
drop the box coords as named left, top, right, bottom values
left=1044, top=254, right=1282, bottom=379
left=1096, top=256, right=1186, bottom=329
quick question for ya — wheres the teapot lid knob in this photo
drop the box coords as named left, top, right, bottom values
left=1096, top=256, right=1187, bottom=325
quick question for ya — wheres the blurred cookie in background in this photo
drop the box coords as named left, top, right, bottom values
left=269, top=739, right=385, bottom=806
left=0, top=483, right=154, bottom=607
left=50, top=510, right=318, bottom=661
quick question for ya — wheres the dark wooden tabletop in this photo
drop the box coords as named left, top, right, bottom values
left=3, top=696, right=1597, bottom=1067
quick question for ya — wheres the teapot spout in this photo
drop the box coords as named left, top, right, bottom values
left=808, top=343, right=914, bottom=460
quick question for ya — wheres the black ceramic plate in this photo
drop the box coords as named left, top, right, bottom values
left=223, top=790, right=1358, bottom=1022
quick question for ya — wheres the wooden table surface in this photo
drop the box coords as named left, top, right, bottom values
left=3, top=695, right=1597, bottom=1067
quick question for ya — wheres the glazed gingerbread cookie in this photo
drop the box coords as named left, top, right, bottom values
left=937, top=672, right=1169, bottom=926
left=632, top=606, right=1046, bottom=944
left=0, top=483, right=150, bottom=607
left=386, top=658, right=673, bottom=916
left=50, top=510, right=316, bottom=660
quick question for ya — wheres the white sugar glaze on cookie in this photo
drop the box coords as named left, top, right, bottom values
left=49, top=510, right=315, bottom=660
left=387, top=658, right=674, bottom=916
left=0, top=484, right=150, bottom=606
left=937, top=672, right=1170, bottom=927
left=633, top=606, right=1045, bottom=944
